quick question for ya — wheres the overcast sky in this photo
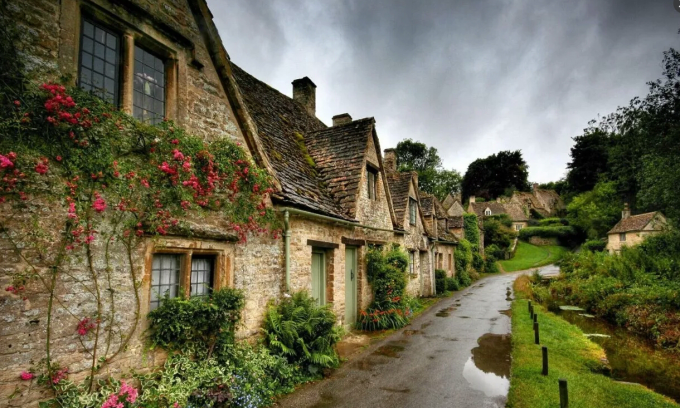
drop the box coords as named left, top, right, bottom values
left=209, top=0, right=679, bottom=183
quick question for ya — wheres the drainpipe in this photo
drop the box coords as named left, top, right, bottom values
left=284, top=210, right=291, bottom=292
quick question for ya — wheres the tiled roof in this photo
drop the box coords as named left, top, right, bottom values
left=512, top=191, right=542, bottom=209
left=535, top=189, right=565, bottom=213
left=437, top=219, right=459, bottom=243
left=469, top=202, right=507, bottom=217
left=447, top=201, right=465, bottom=217
left=442, top=194, right=456, bottom=211
left=503, top=203, right=528, bottom=222
left=419, top=193, right=435, bottom=217
left=608, top=212, right=664, bottom=234
left=306, top=119, right=375, bottom=219
left=448, top=216, right=464, bottom=229
left=434, top=197, right=448, bottom=219
left=386, top=172, right=414, bottom=229
left=231, top=63, right=350, bottom=219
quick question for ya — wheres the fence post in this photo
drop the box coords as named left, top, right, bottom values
left=528, top=300, right=532, bottom=313
left=542, top=346, right=548, bottom=375
left=534, top=322, right=540, bottom=344
left=533, top=313, right=538, bottom=324
left=559, top=378, right=568, bottom=408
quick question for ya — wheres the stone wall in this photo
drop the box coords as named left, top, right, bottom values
left=527, top=236, right=559, bottom=246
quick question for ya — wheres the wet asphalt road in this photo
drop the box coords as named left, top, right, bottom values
left=274, top=269, right=555, bottom=408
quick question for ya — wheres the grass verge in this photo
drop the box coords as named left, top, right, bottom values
left=500, top=241, right=569, bottom=272
left=508, top=276, right=679, bottom=408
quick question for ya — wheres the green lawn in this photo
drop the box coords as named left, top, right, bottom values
left=507, top=297, right=679, bottom=408
left=499, top=241, right=569, bottom=272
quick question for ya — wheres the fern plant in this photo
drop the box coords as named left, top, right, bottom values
left=263, top=291, right=341, bottom=375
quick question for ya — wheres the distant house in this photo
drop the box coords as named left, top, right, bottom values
left=420, top=191, right=458, bottom=278
left=606, top=204, right=668, bottom=253
left=467, top=196, right=528, bottom=232
left=442, top=193, right=465, bottom=217
left=510, top=184, right=565, bottom=218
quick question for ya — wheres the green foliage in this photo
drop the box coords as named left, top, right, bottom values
left=565, top=128, right=611, bottom=195
left=518, top=226, right=578, bottom=246
left=500, top=242, right=569, bottom=272
left=445, top=277, right=460, bottom=291
left=263, top=291, right=341, bottom=375
left=146, top=288, right=244, bottom=357
left=538, top=217, right=568, bottom=226
left=462, top=150, right=530, bottom=201
left=358, top=246, right=414, bottom=330
left=483, top=216, right=517, bottom=250
left=435, top=269, right=447, bottom=294
left=566, top=181, right=621, bottom=239
left=549, top=231, right=680, bottom=348
left=457, top=268, right=472, bottom=287
left=484, top=254, right=500, bottom=273
left=581, top=239, right=607, bottom=252
left=472, top=252, right=485, bottom=272
left=485, top=244, right=505, bottom=260
left=455, top=238, right=473, bottom=275
left=463, top=213, right=480, bottom=248
left=394, top=139, right=462, bottom=199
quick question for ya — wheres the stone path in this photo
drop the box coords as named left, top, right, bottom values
left=274, top=268, right=555, bottom=408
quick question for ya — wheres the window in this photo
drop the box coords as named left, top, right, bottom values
left=438, top=253, right=443, bottom=270
left=484, top=208, right=492, bottom=216
left=311, top=251, right=326, bottom=305
left=367, top=167, right=378, bottom=200
left=133, top=46, right=166, bottom=124
left=79, top=19, right=120, bottom=105
left=619, top=233, right=626, bottom=242
left=409, top=251, right=415, bottom=275
left=150, top=253, right=216, bottom=310
left=409, top=198, right=418, bottom=225
left=515, top=224, right=523, bottom=231
left=150, top=254, right=181, bottom=310
left=448, top=254, right=452, bottom=271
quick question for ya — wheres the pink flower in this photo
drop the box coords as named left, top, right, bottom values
left=0, top=154, right=14, bottom=168
left=35, top=162, right=48, bottom=175
left=51, top=367, right=68, bottom=384
left=67, top=202, right=77, bottom=219
left=92, top=195, right=107, bottom=213
left=84, top=235, right=95, bottom=244
left=77, top=318, right=96, bottom=336
left=13, top=100, right=20, bottom=107
left=158, top=162, right=177, bottom=175
left=140, top=179, right=150, bottom=188
left=170, top=139, right=179, bottom=145
left=56, top=156, right=62, bottom=162
left=172, top=149, right=184, bottom=161
left=20, top=371, right=33, bottom=381
left=101, top=381, right=138, bottom=408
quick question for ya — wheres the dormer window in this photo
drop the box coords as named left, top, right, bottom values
left=484, top=208, right=492, bottom=216
left=367, top=166, right=378, bottom=200
left=409, top=198, right=417, bottom=225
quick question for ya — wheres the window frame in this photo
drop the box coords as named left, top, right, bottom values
left=132, top=44, right=167, bottom=124
left=484, top=208, right=492, bottom=216
left=409, top=197, right=418, bottom=225
left=409, top=251, right=415, bottom=275
left=78, top=18, right=122, bottom=106
left=148, top=248, right=226, bottom=311
left=619, top=233, right=626, bottom=242
left=366, top=166, right=378, bottom=200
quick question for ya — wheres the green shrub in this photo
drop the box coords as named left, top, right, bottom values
left=581, top=239, right=607, bottom=252
left=446, top=277, right=460, bottom=291
left=435, top=269, right=447, bottom=294
left=486, top=244, right=505, bottom=260
left=455, top=238, right=473, bottom=273
left=472, top=251, right=485, bottom=272
left=263, top=291, right=341, bottom=375
left=463, top=213, right=480, bottom=248
left=457, top=269, right=472, bottom=287
left=519, top=225, right=579, bottom=246
left=483, top=217, right=517, bottom=250
left=146, top=288, right=245, bottom=357
left=359, top=246, right=413, bottom=330
left=485, top=255, right=500, bottom=273
left=538, top=217, right=568, bottom=226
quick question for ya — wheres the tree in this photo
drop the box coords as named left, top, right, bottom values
left=566, top=181, right=621, bottom=239
left=565, top=128, right=610, bottom=195
left=461, top=150, right=530, bottom=201
left=394, top=139, right=461, bottom=199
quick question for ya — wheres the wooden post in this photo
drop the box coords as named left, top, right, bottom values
left=533, top=313, right=538, bottom=323
left=542, top=346, right=548, bottom=375
left=530, top=305, right=534, bottom=319
left=559, top=378, right=569, bottom=408
left=534, top=322, right=540, bottom=344
left=528, top=300, right=532, bottom=313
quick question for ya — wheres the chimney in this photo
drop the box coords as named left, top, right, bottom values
left=292, top=77, right=316, bottom=117
left=332, top=113, right=352, bottom=126
left=454, top=192, right=462, bottom=203
left=383, top=148, right=397, bottom=173
left=622, top=202, right=631, bottom=219
left=532, top=183, right=538, bottom=194
left=470, top=195, right=476, bottom=204
left=496, top=197, right=501, bottom=203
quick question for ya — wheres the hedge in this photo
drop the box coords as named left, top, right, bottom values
left=581, top=239, right=607, bottom=252
left=519, top=226, right=576, bottom=240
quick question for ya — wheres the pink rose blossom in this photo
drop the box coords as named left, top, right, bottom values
left=0, top=154, right=14, bottom=168
left=92, top=195, right=107, bottom=213
left=20, top=371, right=34, bottom=381
left=35, top=162, right=49, bottom=175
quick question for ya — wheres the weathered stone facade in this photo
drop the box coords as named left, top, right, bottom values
left=606, top=210, right=668, bottom=254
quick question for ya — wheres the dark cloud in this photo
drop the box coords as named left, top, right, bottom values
left=209, top=0, right=679, bottom=182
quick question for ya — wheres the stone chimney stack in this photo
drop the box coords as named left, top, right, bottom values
left=496, top=197, right=501, bottom=203
left=622, top=202, right=631, bottom=219
left=470, top=195, right=476, bottom=204
left=383, top=148, right=397, bottom=173
left=332, top=113, right=352, bottom=126
left=292, top=77, right=316, bottom=117
left=532, top=183, right=538, bottom=194
left=454, top=192, right=462, bottom=203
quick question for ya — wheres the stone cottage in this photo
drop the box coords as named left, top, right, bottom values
left=467, top=196, right=528, bottom=232
left=606, top=204, right=668, bottom=253
left=510, top=184, right=565, bottom=218
left=420, top=192, right=457, bottom=278
left=382, top=149, right=436, bottom=297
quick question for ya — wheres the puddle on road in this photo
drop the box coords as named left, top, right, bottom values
left=403, top=329, right=421, bottom=336
left=463, top=333, right=511, bottom=398
left=354, top=357, right=387, bottom=371
left=372, top=343, right=406, bottom=358
left=380, top=387, right=411, bottom=394
left=499, top=309, right=511, bottom=317
left=435, top=305, right=457, bottom=317
left=421, top=322, right=432, bottom=329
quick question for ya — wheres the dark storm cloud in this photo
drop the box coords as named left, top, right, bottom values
left=209, top=0, right=679, bottom=182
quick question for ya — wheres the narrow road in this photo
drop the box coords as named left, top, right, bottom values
left=275, top=269, right=548, bottom=408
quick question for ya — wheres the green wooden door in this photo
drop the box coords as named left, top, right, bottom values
left=311, top=251, right=325, bottom=305
left=345, top=247, right=357, bottom=325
